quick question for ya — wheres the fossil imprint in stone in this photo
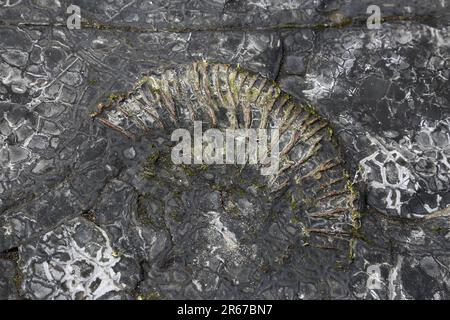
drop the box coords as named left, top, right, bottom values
left=95, top=61, right=359, bottom=247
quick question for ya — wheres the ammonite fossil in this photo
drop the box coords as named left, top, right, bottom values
left=95, top=61, right=359, bottom=247
left=84, top=62, right=361, bottom=299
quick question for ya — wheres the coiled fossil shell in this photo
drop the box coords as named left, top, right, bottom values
left=95, top=61, right=359, bottom=249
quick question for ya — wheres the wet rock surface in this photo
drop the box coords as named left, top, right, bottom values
left=0, top=0, right=449, bottom=300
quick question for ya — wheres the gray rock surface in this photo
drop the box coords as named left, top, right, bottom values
left=0, top=0, right=450, bottom=300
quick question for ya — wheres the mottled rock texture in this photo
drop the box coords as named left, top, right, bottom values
left=0, top=0, right=449, bottom=300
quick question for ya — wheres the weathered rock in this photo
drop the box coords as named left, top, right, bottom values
left=0, top=0, right=449, bottom=300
